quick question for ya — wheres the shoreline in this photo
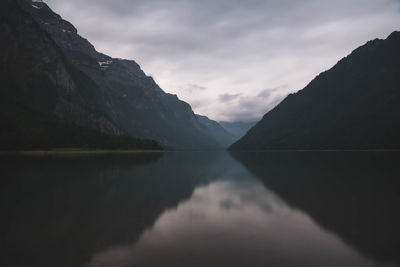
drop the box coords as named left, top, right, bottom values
left=228, top=149, right=400, bottom=152
left=1, top=149, right=400, bottom=156
left=0, top=149, right=165, bottom=156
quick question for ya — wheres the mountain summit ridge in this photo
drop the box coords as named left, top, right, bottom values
left=0, top=0, right=163, bottom=150
left=230, top=31, right=400, bottom=150
left=1, top=0, right=227, bottom=150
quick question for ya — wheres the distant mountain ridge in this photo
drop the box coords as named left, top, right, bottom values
left=231, top=31, right=400, bottom=150
left=219, top=121, right=257, bottom=139
left=196, top=115, right=237, bottom=148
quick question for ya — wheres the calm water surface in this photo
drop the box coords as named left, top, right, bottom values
left=1, top=151, right=399, bottom=267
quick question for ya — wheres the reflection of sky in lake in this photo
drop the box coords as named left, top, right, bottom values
left=88, top=175, right=387, bottom=267
left=2, top=152, right=399, bottom=267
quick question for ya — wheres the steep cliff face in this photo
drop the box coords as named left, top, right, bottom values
left=23, top=0, right=221, bottom=149
left=1, top=0, right=122, bottom=135
left=0, top=0, right=161, bottom=150
left=231, top=31, right=400, bottom=150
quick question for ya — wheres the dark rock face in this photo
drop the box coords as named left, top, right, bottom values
left=1, top=0, right=164, bottom=150
left=0, top=0, right=121, bottom=136
left=231, top=31, right=400, bottom=150
left=21, top=0, right=221, bottom=150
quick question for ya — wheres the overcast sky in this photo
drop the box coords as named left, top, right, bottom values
left=45, top=0, right=400, bottom=122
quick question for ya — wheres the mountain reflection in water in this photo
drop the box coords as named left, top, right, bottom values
left=1, top=151, right=399, bottom=267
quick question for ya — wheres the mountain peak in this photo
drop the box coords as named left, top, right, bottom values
left=230, top=31, right=400, bottom=150
left=387, top=30, right=400, bottom=40
left=11, top=0, right=225, bottom=149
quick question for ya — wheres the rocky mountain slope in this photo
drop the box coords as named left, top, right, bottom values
left=0, top=0, right=161, bottom=150
left=231, top=31, right=400, bottom=150
left=20, top=0, right=222, bottom=150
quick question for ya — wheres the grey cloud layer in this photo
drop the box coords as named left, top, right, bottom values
left=46, top=0, right=400, bottom=122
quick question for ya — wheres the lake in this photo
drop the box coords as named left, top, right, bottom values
left=1, top=151, right=399, bottom=267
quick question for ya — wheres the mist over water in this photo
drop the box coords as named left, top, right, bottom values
left=1, top=151, right=399, bottom=267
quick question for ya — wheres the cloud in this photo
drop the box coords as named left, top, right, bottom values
left=233, top=90, right=287, bottom=122
left=199, top=86, right=288, bottom=122
left=218, top=93, right=242, bottom=103
left=212, top=86, right=289, bottom=121
left=180, top=84, right=207, bottom=93
left=189, top=99, right=209, bottom=110
left=45, top=0, right=400, bottom=122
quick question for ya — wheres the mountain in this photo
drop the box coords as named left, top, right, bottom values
left=16, top=0, right=221, bottom=150
left=219, top=121, right=257, bottom=140
left=230, top=31, right=400, bottom=150
left=196, top=115, right=236, bottom=148
left=0, top=0, right=161, bottom=150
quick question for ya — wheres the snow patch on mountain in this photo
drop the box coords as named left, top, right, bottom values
left=98, top=60, right=113, bottom=69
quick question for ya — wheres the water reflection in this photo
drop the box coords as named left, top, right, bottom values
left=232, top=151, right=400, bottom=267
left=89, top=178, right=384, bottom=267
left=1, top=152, right=399, bottom=267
